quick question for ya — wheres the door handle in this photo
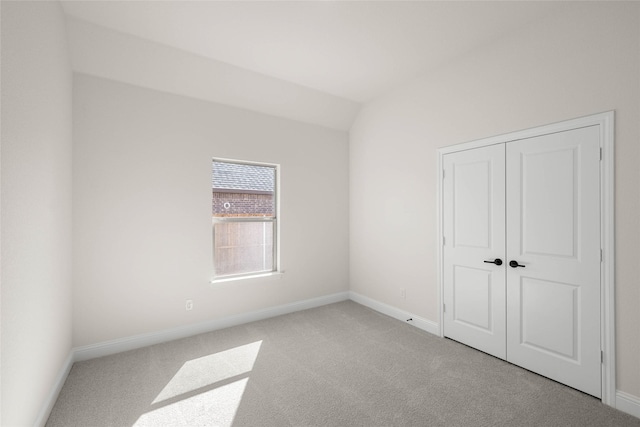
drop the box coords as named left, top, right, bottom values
left=509, top=260, right=526, bottom=268
left=484, top=258, right=503, bottom=266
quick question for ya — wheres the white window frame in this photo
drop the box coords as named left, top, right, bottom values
left=211, top=158, right=280, bottom=282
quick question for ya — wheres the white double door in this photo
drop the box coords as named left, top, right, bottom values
left=443, top=125, right=601, bottom=398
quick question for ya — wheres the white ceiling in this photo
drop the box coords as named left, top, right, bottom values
left=61, top=1, right=563, bottom=129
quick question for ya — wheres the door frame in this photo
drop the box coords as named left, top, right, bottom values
left=436, top=111, right=615, bottom=406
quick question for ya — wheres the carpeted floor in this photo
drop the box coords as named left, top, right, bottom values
left=47, top=300, right=640, bottom=426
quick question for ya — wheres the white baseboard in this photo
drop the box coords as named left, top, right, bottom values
left=73, top=291, right=350, bottom=361
left=616, top=390, right=640, bottom=419
left=35, top=351, right=74, bottom=427
left=348, top=291, right=439, bottom=336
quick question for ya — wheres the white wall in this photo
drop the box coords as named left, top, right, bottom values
left=73, top=74, right=349, bottom=347
left=350, top=1, right=640, bottom=398
left=0, top=2, right=73, bottom=425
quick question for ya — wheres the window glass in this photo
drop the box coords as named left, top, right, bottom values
left=212, top=160, right=277, bottom=278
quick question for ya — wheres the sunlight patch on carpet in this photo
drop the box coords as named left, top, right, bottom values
left=133, top=340, right=262, bottom=426
left=152, top=340, right=262, bottom=404
left=133, top=378, right=249, bottom=427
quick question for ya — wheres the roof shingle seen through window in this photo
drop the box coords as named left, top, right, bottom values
left=212, top=161, right=275, bottom=192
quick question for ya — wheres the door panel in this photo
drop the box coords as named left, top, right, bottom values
left=443, top=144, right=506, bottom=359
left=520, top=146, right=577, bottom=258
left=520, top=277, right=579, bottom=360
left=453, top=266, right=492, bottom=331
left=453, top=160, right=492, bottom=249
left=506, top=125, right=601, bottom=398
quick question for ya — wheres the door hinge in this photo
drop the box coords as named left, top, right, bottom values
left=600, top=147, right=603, bottom=160
left=600, top=249, right=603, bottom=262
left=443, top=304, right=446, bottom=313
left=443, top=169, right=446, bottom=179
left=601, top=350, right=604, bottom=364
left=443, top=236, right=446, bottom=246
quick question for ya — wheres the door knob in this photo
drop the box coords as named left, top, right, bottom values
left=484, top=258, right=503, bottom=266
left=509, top=260, right=525, bottom=268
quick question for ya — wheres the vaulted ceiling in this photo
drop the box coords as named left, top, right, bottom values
left=61, top=1, right=563, bottom=130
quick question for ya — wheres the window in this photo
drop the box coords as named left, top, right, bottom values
left=212, top=159, right=278, bottom=279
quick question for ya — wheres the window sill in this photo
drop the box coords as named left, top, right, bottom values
left=210, top=271, right=284, bottom=284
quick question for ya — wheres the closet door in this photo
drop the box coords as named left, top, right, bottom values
left=505, top=126, right=601, bottom=398
left=443, top=144, right=506, bottom=359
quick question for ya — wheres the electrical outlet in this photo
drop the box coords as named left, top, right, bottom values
left=185, top=299, right=193, bottom=311
left=401, top=288, right=406, bottom=299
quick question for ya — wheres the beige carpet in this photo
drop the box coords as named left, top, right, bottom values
left=47, top=300, right=640, bottom=426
